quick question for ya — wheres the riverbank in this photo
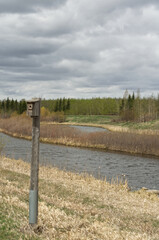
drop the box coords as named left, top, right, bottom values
left=1, top=126, right=159, bottom=158
left=1, top=116, right=159, bottom=157
left=0, top=156, right=159, bottom=239
left=65, top=115, right=159, bottom=135
left=42, top=121, right=159, bottom=136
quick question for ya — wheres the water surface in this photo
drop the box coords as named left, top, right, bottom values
left=69, top=125, right=107, bottom=132
left=0, top=132, right=159, bottom=190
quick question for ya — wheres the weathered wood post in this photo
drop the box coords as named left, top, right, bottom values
left=26, top=98, right=41, bottom=225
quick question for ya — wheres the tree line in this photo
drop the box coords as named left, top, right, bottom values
left=41, top=97, right=119, bottom=115
left=119, top=90, right=159, bottom=121
left=0, top=98, right=27, bottom=117
left=42, top=94, right=159, bottom=121
left=1, top=92, right=159, bottom=122
left=0, top=97, right=120, bottom=117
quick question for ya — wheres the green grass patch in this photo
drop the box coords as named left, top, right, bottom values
left=66, top=115, right=159, bottom=131
left=0, top=169, right=29, bottom=184
left=61, top=206, right=76, bottom=216
left=40, top=181, right=74, bottom=199
left=82, top=196, right=97, bottom=205
left=65, top=115, right=118, bottom=124
left=0, top=204, right=40, bottom=240
left=113, top=119, right=159, bottom=130
left=152, top=219, right=159, bottom=228
left=0, top=206, right=20, bottom=240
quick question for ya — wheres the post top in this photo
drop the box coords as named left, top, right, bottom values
left=26, top=98, right=41, bottom=103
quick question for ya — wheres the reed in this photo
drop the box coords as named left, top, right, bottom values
left=1, top=116, right=159, bottom=157
left=0, top=116, right=32, bottom=136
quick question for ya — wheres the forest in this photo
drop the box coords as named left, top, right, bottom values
left=0, top=98, right=27, bottom=117
left=0, top=90, right=159, bottom=122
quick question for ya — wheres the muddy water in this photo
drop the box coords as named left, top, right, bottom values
left=0, top=132, right=159, bottom=190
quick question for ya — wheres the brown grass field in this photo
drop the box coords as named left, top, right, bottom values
left=0, top=156, right=159, bottom=239
left=0, top=116, right=159, bottom=157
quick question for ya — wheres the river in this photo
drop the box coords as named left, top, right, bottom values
left=0, top=130, right=159, bottom=191
left=69, top=125, right=108, bottom=132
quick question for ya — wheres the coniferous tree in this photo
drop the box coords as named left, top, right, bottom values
left=14, top=100, right=18, bottom=112
left=18, top=101, right=22, bottom=114
left=66, top=98, right=70, bottom=110
left=10, top=99, right=15, bottom=111
left=6, top=97, right=10, bottom=112
left=18, top=100, right=26, bottom=114
left=62, top=98, right=66, bottom=111
left=54, top=99, right=59, bottom=112
left=21, top=100, right=27, bottom=113
left=128, top=95, right=133, bottom=110
left=59, top=98, right=62, bottom=112
left=1, top=100, right=5, bottom=112
left=120, top=91, right=135, bottom=121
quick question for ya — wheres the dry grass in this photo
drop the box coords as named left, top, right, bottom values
left=1, top=116, right=159, bottom=157
left=0, top=157, right=159, bottom=239
left=0, top=116, right=32, bottom=137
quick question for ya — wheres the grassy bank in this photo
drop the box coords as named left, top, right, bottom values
left=65, top=115, right=159, bottom=132
left=0, top=156, right=159, bottom=239
left=65, top=115, right=117, bottom=124
left=1, top=116, right=159, bottom=157
left=108, top=119, right=159, bottom=131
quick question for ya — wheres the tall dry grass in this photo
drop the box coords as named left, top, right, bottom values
left=0, top=115, right=32, bottom=136
left=0, top=156, right=159, bottom=239
left=0, top=116, right=159, bottom=157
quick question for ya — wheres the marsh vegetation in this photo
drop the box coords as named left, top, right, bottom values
left=1, top=116, right=159, bottom=157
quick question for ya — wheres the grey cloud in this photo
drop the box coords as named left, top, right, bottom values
left=0, top=58, right=40, bottom=68
left=0, top=37, right=61, bottom=58
left=0, top=0, right=67, bottom=13
left=1, top=0, right=159, bottom=99
left=0, top=45, right=54, bottom=58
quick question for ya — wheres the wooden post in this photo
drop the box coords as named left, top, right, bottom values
left=26, top=98, right=41, bottom=225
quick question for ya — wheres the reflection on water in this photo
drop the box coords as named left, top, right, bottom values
left=0, top=132, right=159, bottom=190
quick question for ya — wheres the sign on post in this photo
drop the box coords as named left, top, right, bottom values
left=26, top=98, right=41, bottom=225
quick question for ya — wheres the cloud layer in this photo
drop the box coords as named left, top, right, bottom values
left=0, top=0, right=159, bottom=99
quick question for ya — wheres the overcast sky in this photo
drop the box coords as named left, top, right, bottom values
left=0, top=0, right=159, bottom=100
